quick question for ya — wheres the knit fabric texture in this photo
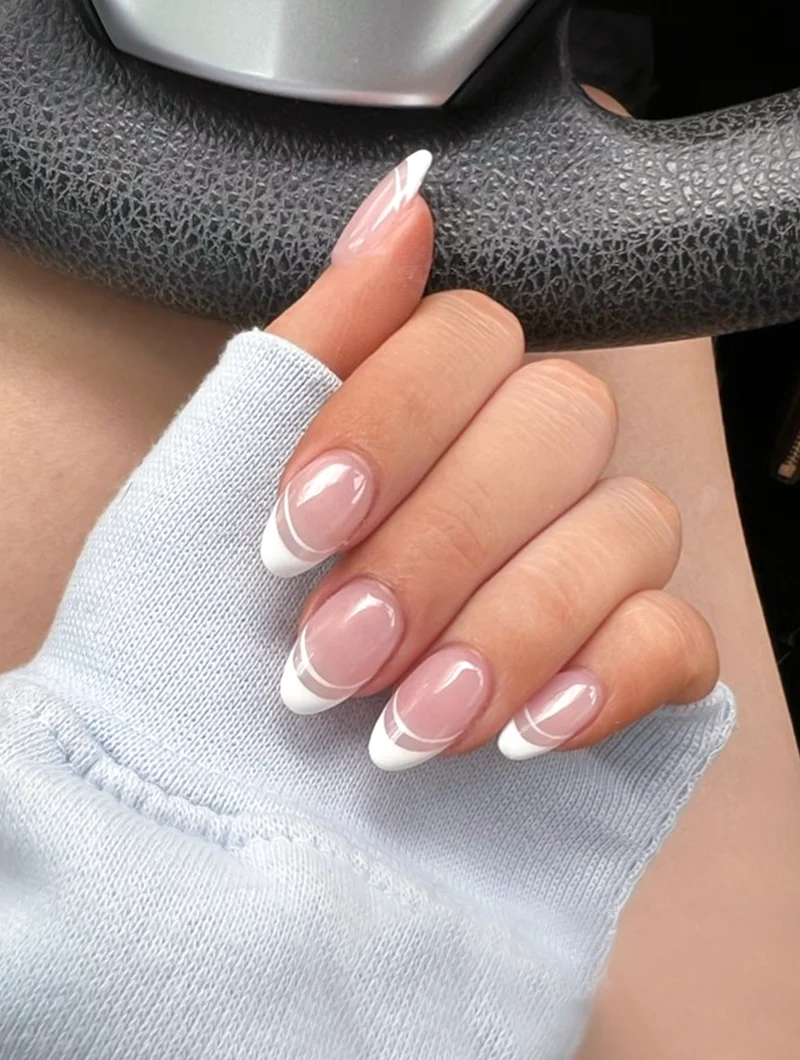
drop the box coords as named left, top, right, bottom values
left=0, top=330, right=736, bottom=1059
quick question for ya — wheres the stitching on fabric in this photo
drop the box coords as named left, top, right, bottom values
left=48, top=725, right=550, bottom=967
left=4, top=674, right=736, bottom=976
left=16, top=670, right=413, bottom=861
left=18, top=668, right=734, bottom=825
left=43, top=715, right=242, bottom=822
left=40, top=712, right=425, bottom=911
left=19, top=669, right=287, bottom=809
left=7, top=682, right=552, bottom=962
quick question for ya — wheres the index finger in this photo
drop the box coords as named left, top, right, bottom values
left=267, top=151, right=434, bottom=379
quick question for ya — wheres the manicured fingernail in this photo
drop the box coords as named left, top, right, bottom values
left=369, top=645, right=491, bottom=772
left=331, top=149, right=433, bottom=265
left=281, top=579, right=404, bottom=715
left=261, top=450, right=375, bottom=578
left=497, top=668, right=606, bottom=761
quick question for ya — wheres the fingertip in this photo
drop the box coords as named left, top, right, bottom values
left=399, top=193, right=435, bottom=261
left=266, top=183, right=435, bottom=379
left=330, top=148, right=433, bottom=266
left=371, top=193, right=434, bottom=292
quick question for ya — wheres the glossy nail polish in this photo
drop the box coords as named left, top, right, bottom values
left=331, top=149, right=432, bottom=264
left=261, top=450, right=375, bottom=578
left=497, top=668, right=606, bottom=761
left=369, top=645, right=492, bottom=772
left=281, top=579, right=404, bottom=715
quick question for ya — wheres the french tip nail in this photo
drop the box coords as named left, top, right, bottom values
left=280, top=650, right=344, bottom=715
left=497, top=723, right=551, bottom=762
left=368, top=716, right=434, bottom=772
left=406, top=148, right=434, bottom=191
left=498, top=670, right=606, bottom=761
left=331, top=149, right=434, bottom=264
left=260, top=507, right=317, bottom=579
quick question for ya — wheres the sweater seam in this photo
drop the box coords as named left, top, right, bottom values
left=4, top=674, right=576, bottom=976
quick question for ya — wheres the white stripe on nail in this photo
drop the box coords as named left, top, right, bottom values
left=260, top=506, right=319, bottom=579
left=280, top=652, right=354, bottom=715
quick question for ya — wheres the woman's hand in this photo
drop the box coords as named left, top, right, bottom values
left=263, top=152, right=719, bottom=770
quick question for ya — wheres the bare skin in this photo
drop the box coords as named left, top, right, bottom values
left=2, top=242, right=799, bottom=1058
left=572, top=343, right=800, bottom=1060
left=2, top=77, right=800, bottom=1048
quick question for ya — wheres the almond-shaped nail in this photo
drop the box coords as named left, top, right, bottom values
left=331, top=149, right=432, bottom=265
left=281, top=578, right=404, bottom=715
left=261, top=449, right=375, bottom=578
left=369, top=646, right=492, bottom=772
left=497, top=668, right=606, bottom=761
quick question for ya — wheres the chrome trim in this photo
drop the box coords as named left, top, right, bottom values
left=92, top=0, right=540, bottom=106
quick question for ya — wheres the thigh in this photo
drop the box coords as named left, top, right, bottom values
left=568, top=341, right=800, bottom=1060
left=0, top=245, right=227, bottom=667
left=2, top=249, right=799, bottom=1057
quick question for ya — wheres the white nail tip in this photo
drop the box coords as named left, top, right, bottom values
left=280, top=653, right=344, bottom=715
left=368, top=716, right=438, bottom=772
left=260, top=507, right=318, bottom=579
left=497, top=722, right=552, bottom=762
left=403, top=149, right=433, bottom=199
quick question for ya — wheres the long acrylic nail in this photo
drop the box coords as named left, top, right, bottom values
left=261, top=449, right=375, bottom=578
left=369, top=645, right=492, bottom=772
left=281, top=579, right=404, bottom=715
left=331, top=149, right=432, bottom=265
left=497, top=668, right=606, bottom=761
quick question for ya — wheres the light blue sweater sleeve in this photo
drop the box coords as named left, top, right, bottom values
left=0, top=330, right=735, bottom=1060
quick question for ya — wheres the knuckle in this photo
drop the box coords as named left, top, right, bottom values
left=530, top=358, right=618, bottom=431
left=672, top=602, right=719, bottom=690
left=395, top=384, right=447, bottom=453
left=419, top=487, right=495, bottom=573
left=631, top=590, right=693, bottom=646
left=425, top=289, right=525, bottom=354
left=606, top=475, right=682, bottom=551
left=516, top=549, right=587, bottom=635
left=448, top=521, right=491, bottom=571
left=538, top=577, right=584, bottom=634
left=492, top=360, right=618, bottom=480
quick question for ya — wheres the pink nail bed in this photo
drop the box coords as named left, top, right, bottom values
left=498, top=668, right=606, bottom=761
left=369, top=645, right=492, bottom=771
left=261, top=449, right=375, bottom=578
left=331, top=149, right=432, bottom=265
left=281, top=579, right=404, bottom=715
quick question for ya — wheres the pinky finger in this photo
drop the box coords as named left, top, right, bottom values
left=498, top=590, right=719, bottom=760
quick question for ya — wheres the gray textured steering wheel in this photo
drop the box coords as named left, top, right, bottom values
left=1, top=0, right=799, bottom=348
